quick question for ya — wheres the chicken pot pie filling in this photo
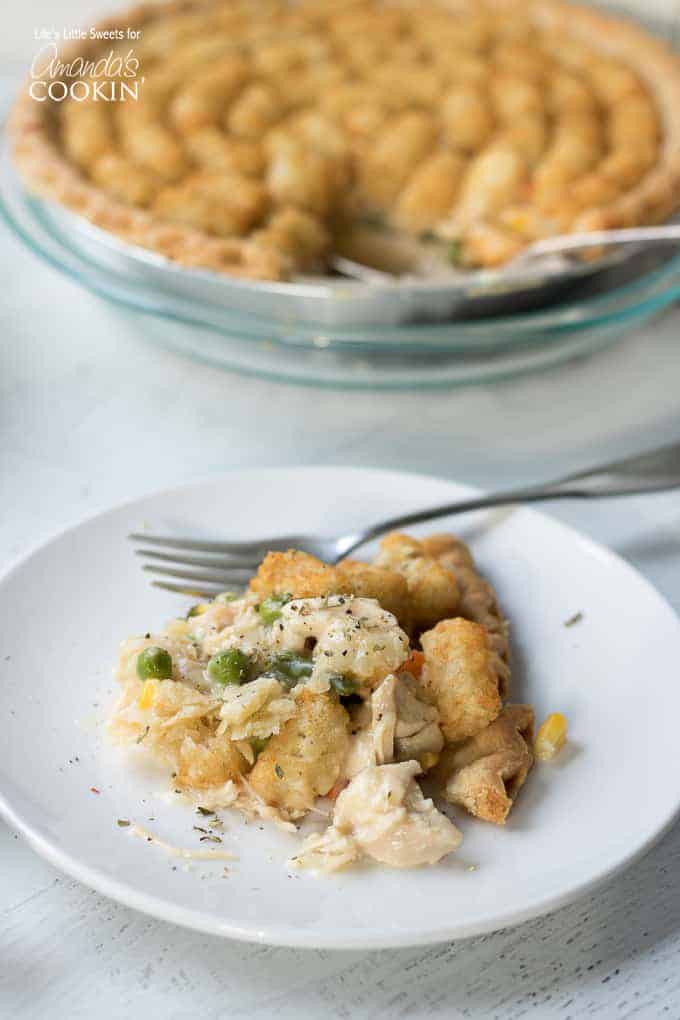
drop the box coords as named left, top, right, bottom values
left=11, top=0, right=680, bottom=278
left=109, top=533, right=565, bottom=872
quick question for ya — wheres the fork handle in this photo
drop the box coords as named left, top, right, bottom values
left=335, top=451, right=680, bottom=560
left=334, top=485, right=587, bottom=560
left=522, top=223, right=680, bottom=261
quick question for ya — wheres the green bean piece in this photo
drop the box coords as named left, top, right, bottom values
left=267, top=651, right=313, bottom=689
left=329, top=674, right=356, bottom=697
left=258, top=593, right=292, bottom=625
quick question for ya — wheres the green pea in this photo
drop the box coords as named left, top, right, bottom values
left=215, top=591, right=239, bottom=604
left=330, top=674, right=356, bottom=697
left=267, top=652, right=313, bottom=687
left=258, top=593, right=292, bottom=625
left=208, top=648, right=251, bottom=686
left=137, top=646, right=173, bottom=681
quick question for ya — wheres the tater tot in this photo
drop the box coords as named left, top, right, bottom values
left=337, top=560, right=412, bottom=632
left=447, top=144, right=526, bottom=227
left=226, top=83, right=283, bottom=139
left=249, top=550, right=352, bottom=599
left=248, top=691, right=350, bottom=817
left=359, top=112, right=438, bottom=207
left=176, top=734, right=247, bottom=790
left=420, top=617, right=502, bottom=742
left=374, top=533, right=459, bottom=632
left=394, top=152, right=466, bottom=233
left=420, top=533, right=510, bottom=695
left=169, top=59, right=250, bottom=132
left=441, top=85, right=495, bottom=152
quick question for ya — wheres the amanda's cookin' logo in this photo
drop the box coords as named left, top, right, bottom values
left=29, top=34, right=143, bottom=102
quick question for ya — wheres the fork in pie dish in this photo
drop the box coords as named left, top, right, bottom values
left=109, top=532, right=563, bottom=872
left=10, top=0, right=680, bottom=280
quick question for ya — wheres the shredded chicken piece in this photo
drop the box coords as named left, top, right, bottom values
left=437, top=705, right=535, bottom=824
left=339, top=700, right=372, bottom=781
left=371, top=674, right=398, bottom=765
left=341, top=726, right=375, bottom=781
left=328, top=761, right=462, bottom=868
left=393, top=672, right=445, bottom=766
left=294, top=761, right=462, bottom=872
left=370, top=673, right=444, bottom=768
left=217, top=675, right=296, bottom=740
left=291, top=826, right=360, bottom=872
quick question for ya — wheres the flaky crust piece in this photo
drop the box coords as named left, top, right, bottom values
left=438, top=704, right=535, bottom=825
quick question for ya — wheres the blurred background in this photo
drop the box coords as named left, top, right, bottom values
left=3, top=0, right=677, bottom=73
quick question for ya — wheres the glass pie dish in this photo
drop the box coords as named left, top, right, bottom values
left=2, top=131, right=679, bottom=388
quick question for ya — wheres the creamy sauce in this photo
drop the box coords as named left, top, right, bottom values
left=129, top=824, right=236, bottom=861
left=202, top=595, right=409, bottom=692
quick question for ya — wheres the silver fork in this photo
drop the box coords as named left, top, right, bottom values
left=330, top=224, right=680, bottom=281
left=130, top=441, right=680, bottom=598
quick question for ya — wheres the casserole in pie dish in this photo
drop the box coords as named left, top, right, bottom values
left=11, top=0, right=680, bottom=280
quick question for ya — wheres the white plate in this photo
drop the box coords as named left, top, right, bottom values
left=1, top=467, right=679, bottom=949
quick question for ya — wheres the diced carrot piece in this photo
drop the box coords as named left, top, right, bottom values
left=327, top=778, right=349, bottom=801
left=400, top=649, right=426, bottom=678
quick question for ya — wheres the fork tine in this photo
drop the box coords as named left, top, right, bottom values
left=150, top=580, right=235, bottom=597
left=135, top=548, right=258, bottom=569
left=143, top=564, right=254, bottom=585
left=129, top=532, right=279, bottom=557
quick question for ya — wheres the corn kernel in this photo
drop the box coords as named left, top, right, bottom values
left=138, top=678, right=158, bottom=710
left=534, top=712, right=568, bottom=761
left=505, top=210, right=528, bottom=231
left=187, top=602, right=210, bottom=618
left=420, top=751, right=440, bottom=771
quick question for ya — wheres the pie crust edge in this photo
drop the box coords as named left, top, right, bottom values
left=9, top=0, right=680, bottom=282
